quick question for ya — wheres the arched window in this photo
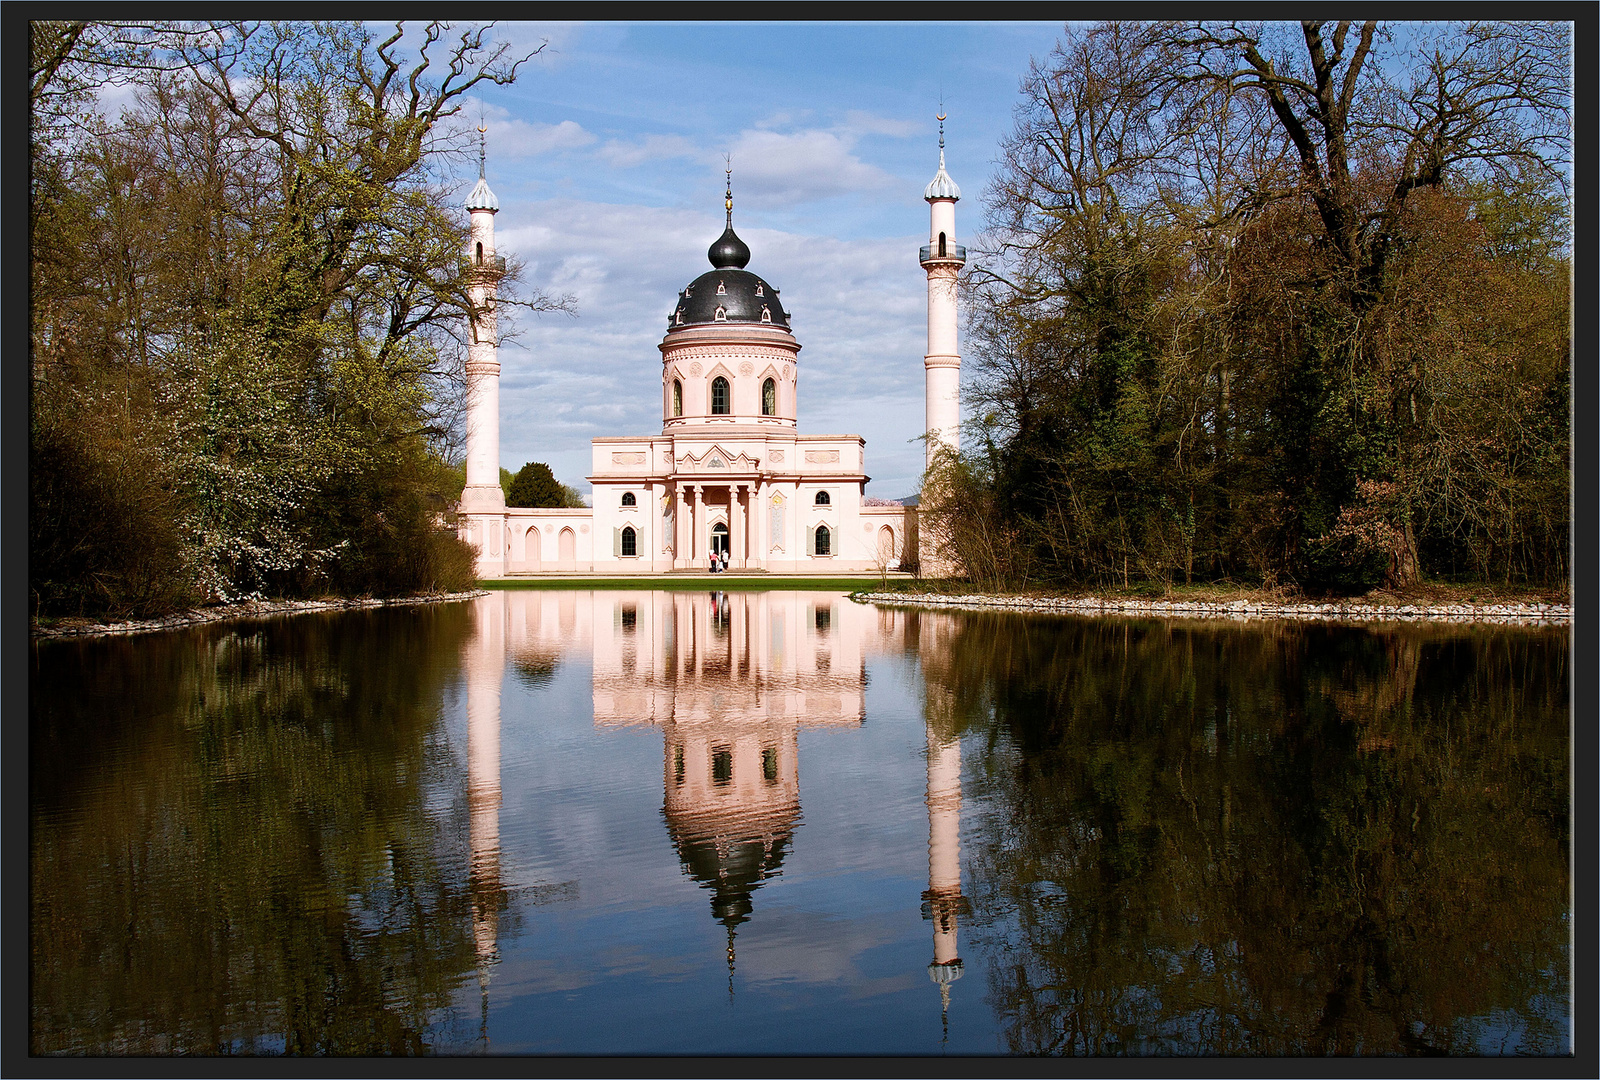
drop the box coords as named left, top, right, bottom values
left=814, top=490, right=830, bottom=506
left=711, top=376, right=730, bottom=415
left=938, top=232, right=947, bottom=257
left=621, top=525, right=637, bottom=557
left=672, top=380, right=682, bottom=417
left=762, top=378, right=776, bottom=416
left=621, top=492, right=636, bottom=506
left=815, top=524, right=831, bottom=556
left=476, top=241, right=484, bottom=265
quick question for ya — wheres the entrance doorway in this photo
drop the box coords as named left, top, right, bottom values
left=710, top=522, right=729, bottom=558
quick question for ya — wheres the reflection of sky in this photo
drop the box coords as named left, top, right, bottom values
left=443, top=597, right=988, bottom=1055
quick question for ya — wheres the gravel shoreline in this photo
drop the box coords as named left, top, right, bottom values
left=851, top=591, right=1571, bottom=626
left=31, top=591, right=489, bottom=640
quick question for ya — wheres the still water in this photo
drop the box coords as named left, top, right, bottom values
left=30, top=590, right=1570, bottom=1056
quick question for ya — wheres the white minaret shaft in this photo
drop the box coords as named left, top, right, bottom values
left=920, top=113, right=963, bottom=473
left=462, top=126, right=506, bottom=575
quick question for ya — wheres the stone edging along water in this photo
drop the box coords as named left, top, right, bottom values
left=850, top=591, right=1571, bottom=626
left=31, top=591, right=490, bottom=640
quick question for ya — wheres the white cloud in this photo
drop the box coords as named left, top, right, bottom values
left=448, top=100, right=596, bottom=161
left=597, top=134, right=704, bottom=169
left=486, top=197, right=936, bottom=499
left=843, top=110, right=922, bottom=138
left=729, top=128, right=896, bottom=205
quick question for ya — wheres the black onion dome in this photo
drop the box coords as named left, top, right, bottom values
left=672, top=269, right=789, bottom=329
left=708, top=226, right=750, bottom=269
left=670, top=237, right=793, bottom=333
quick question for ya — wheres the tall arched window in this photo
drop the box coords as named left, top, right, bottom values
left=814, top=490, right=830, bottom=506
left=672, top=380, right=682, bottom=417
left=621, top=525, right=637, bottom=557
left=938, top=231, right=946, bottom=257
left=476, top=241, right=484, bottom=265
left=711, top=376, right=730, bottom=415
left=815, top=524, right=831, bottom=556
left=621, top=492, right=636, bottom=506
left=762, top=378, right=776, bottom=416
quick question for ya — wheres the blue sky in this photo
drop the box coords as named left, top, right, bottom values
left=444, top=21, right=1062, bottom=500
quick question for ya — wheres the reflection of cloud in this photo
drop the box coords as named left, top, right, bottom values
left=733, top=903, right=910, bottom=989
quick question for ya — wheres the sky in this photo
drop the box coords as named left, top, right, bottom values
left=439, top=21, right=1063, bottom=501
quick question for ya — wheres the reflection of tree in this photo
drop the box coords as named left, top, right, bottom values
left=31, top=604, right=487, bottom=1054
left=916, top=614, right=1569, bottom=1055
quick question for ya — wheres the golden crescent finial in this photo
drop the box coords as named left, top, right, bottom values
left=937, top=112, right=946, bottom=122
left=478, top=123, right=488, bottom=134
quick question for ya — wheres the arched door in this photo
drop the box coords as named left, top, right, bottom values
left=877, top=525, right=896, bottom=566
left=558, top=527, right=577, bottom=571
left=526, top=525, right=541, bottom=568
left=710, top=522, right=729, bottom=558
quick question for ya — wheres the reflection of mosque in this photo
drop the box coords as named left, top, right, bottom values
left=460, top=590, right=970, bottom=1034
left=593, top=590, right=864, bottom=988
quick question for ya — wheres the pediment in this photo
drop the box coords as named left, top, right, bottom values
left=680, top=443, right=760, bottom=472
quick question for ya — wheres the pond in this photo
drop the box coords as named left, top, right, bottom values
left=29, top=590, right=1571, bottom=1056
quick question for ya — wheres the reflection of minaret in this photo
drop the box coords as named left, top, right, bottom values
left=465, top=592, right=506, bottom=1051
left=924, top=719, right=966, bottom=1042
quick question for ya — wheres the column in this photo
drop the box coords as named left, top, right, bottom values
left=729, top=484, right=742, bottom=570
left=693, top=485, right=707, bottom=568
left=675, top=482, right=689, bottom=569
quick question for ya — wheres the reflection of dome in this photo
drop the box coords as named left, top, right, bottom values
left=668, top=824, right=793, bottom=933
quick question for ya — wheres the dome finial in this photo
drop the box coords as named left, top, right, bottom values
left=924, top=109, right=960, bottom=202
left=708, top=158, right=751, bottom=269
left=465, top=119, right=499, bottom=212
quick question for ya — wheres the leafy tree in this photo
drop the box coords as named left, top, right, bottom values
left=958, top=21, right=1570, bottom=593
left=505, top=461, right=583, bottom=508
left=30, top=21, right=564, bottom=612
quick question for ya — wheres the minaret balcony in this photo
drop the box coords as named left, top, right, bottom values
left=918, top=243, right=966, bottom=267
left=465, top=254, right=508, bottom=278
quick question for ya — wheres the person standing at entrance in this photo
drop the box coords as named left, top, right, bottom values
left=720, top=549, right=729, bottom=573
left=709, top=548, right=719, bottom=573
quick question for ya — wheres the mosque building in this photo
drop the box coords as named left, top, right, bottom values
left=455, top=120, right=964, bottom=576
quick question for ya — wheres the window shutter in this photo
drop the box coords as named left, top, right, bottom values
left=613, top=527, right=622, bottom=557
left=806, top=524, right=815, bottom=556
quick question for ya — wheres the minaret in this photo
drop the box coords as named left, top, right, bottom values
left=461, top=123, right=506, bottom=577
left=919, top=113, right=964, bottom=472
